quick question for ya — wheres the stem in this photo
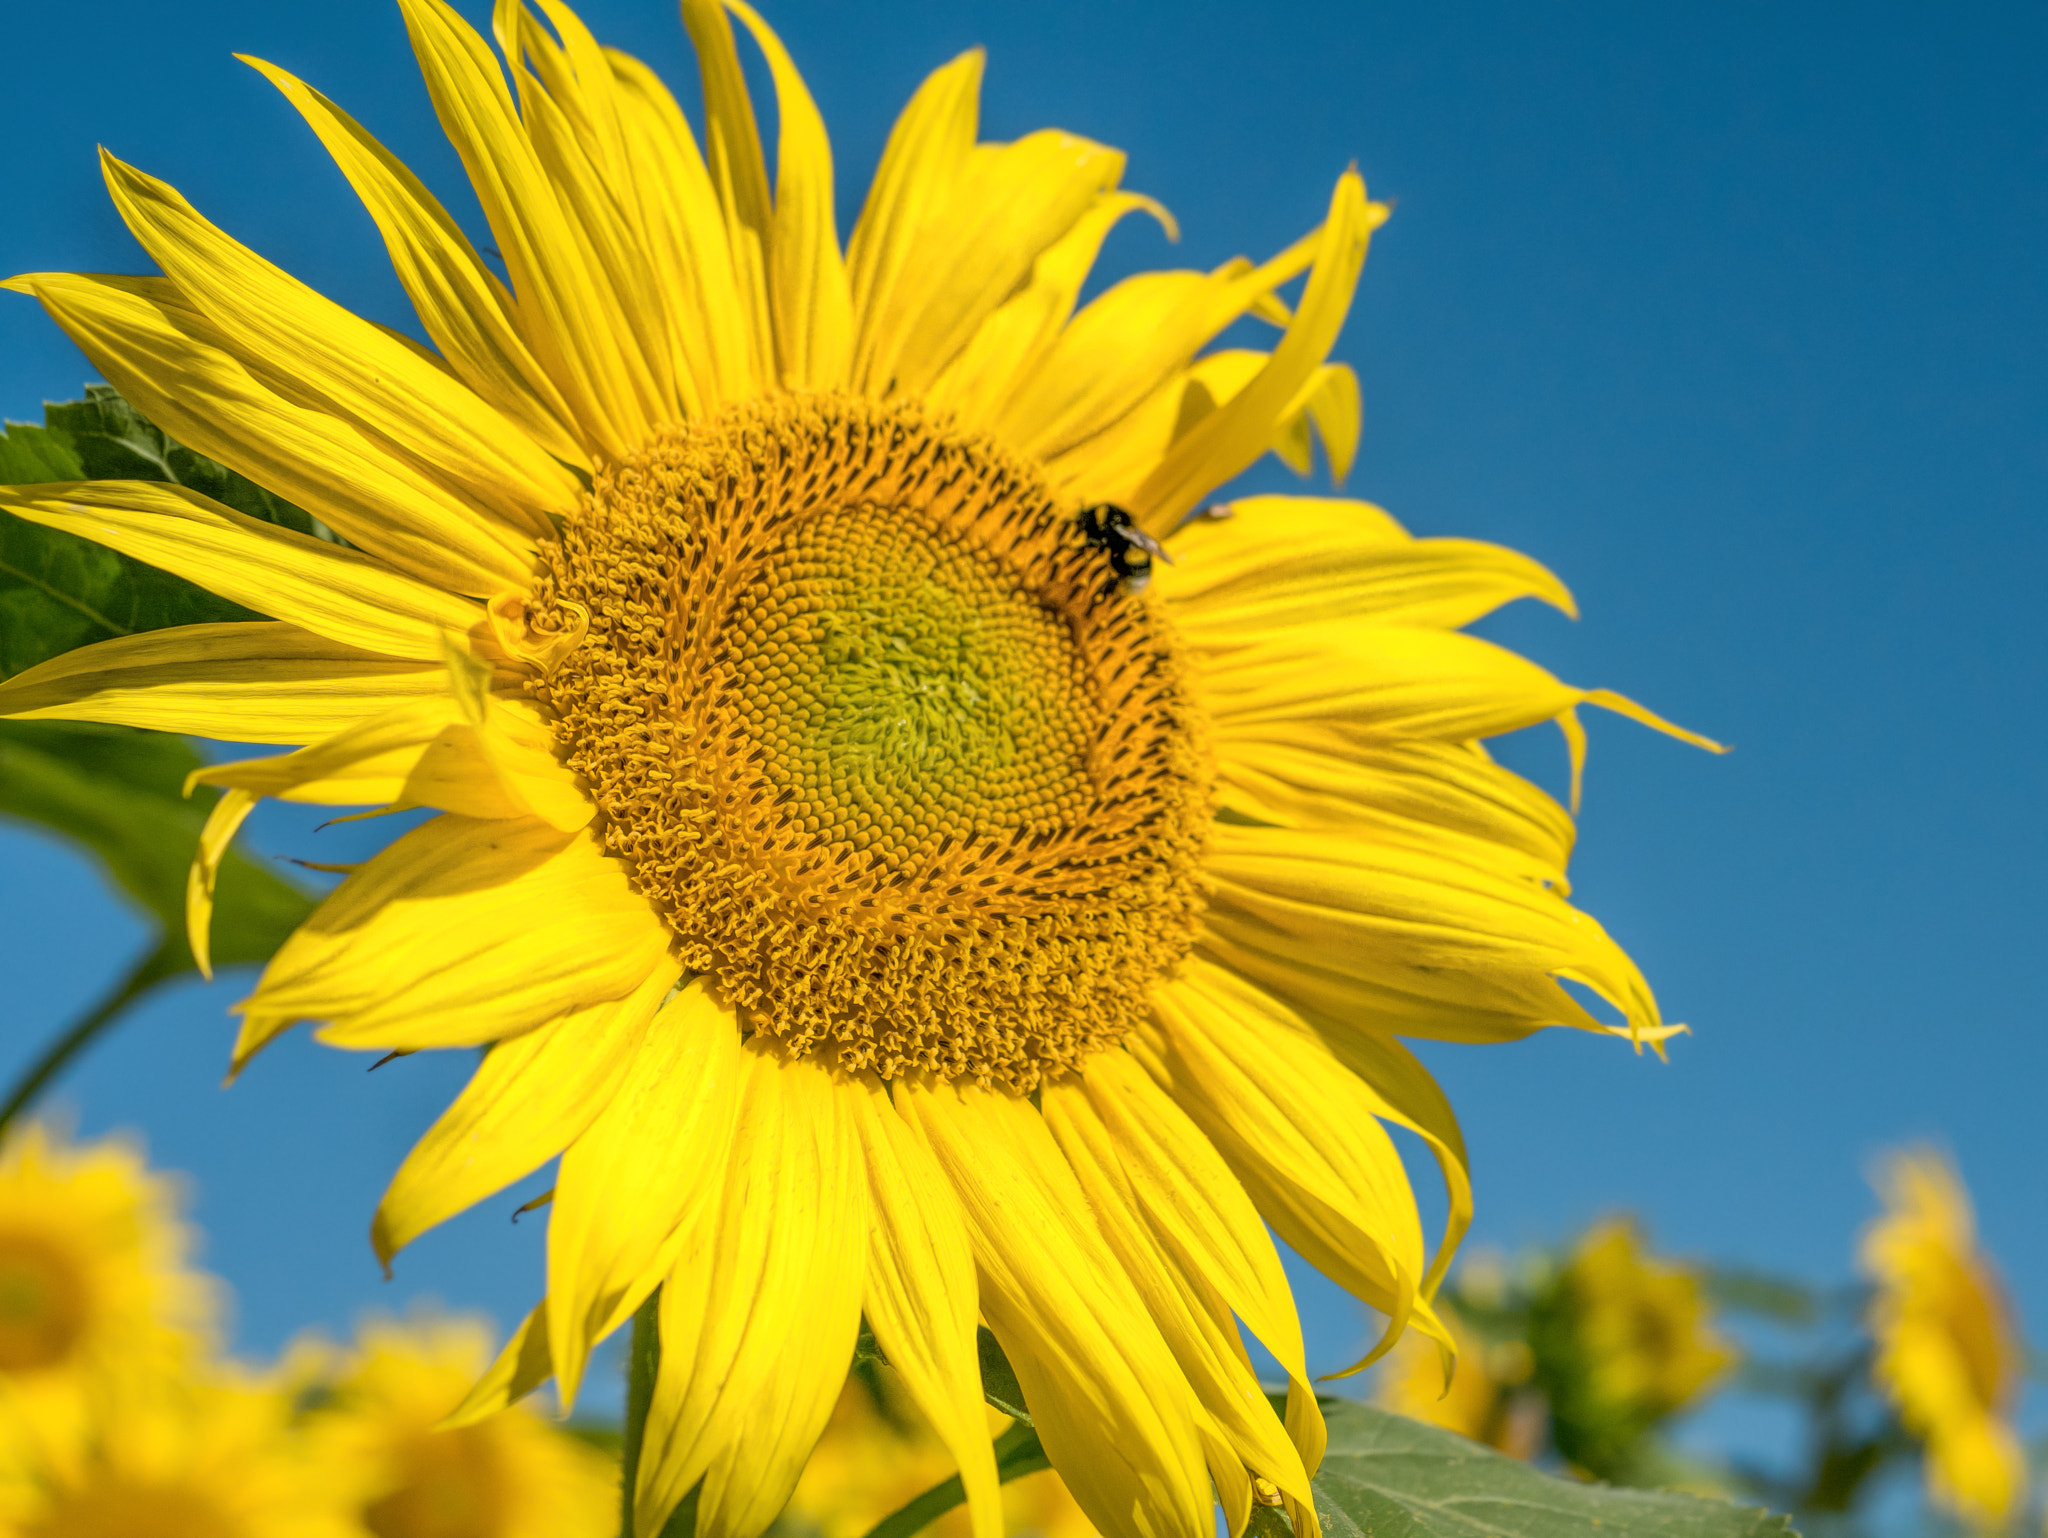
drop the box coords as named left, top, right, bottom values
left=620, top=1291, right=697, bottom=1538
left=860, top=1421, right=1049, bottom=1538
left=0, top=939, right=174, bottom=1137
left=622, top=1292, right=660, bottom=1538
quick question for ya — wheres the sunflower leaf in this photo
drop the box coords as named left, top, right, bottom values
left=1307, top=1398, right=1800, bottom=1537
left=0, top=720, right=314, bottom=1123
left=0, top=384, right=328, bottom=680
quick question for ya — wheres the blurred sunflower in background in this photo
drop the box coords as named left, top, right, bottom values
left=1860, top=1147, right=2026, bottom=1531
left=1529, top=1218, right=1736, bottom=1484
left=291, top=1311, right=616, bottom=1538
left=0, top=1124, right=217, bottom=1438
left=0, top=1368, right=354, bottom=1538
left=1373, top=1298, right=1541, bottom=1460
left=0, top=0, right=1713, bottom=1532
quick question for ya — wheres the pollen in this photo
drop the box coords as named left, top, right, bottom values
left=530, top=394, right=1211, bottom=1089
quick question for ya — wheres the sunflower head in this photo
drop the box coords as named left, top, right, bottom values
left=531, top=391, right=1209, bottom=1088
left=0, top=0, right=1718, bottom=1534
left=292, top=1312, right=616, bottom=1538
left=0, top=1124, right=217, bottom=1404
left=1859, top=1147, right=2026, bottom=1529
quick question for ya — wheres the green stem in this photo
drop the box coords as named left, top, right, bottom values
left=0, top=939, right=174, bottom=1137
left=620, top=1290, right=696, bottom=1538
left=860, top=1421, right=1049, bottom=1538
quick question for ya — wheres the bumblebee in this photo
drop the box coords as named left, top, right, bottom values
left=1076, top=502, right=1172, bottom=595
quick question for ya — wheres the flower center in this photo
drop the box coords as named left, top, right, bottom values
left=0, top=1229, right=90, bottom=1371
left=530, top=394, right=1210, bottom=1088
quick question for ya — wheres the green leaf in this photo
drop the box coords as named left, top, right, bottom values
left=0, top=384, right=328, bottom=680
left=44, top=384, right=321, bottom=536
left=0, top=719, right=315, bottom=1128
left=1307, top=1399, right=1799, bottom=1538
left=975, top=1327, right=1031, bottom=1425
left=0, top=719, right=310, bottom=967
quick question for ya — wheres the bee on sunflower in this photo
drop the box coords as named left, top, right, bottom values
left=0, top=2, right=1714, bottom=1534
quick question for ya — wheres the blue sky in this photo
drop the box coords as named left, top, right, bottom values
left=1, top=0, right=2042, bottom=1441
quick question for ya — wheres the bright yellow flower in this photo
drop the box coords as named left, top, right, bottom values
left=1860, top=1148, right=2025, bottom=1530
left=0, top=3, right=1710, bottom=1534
left=1374, top=1302, right=1539, bottom=1459
left=782, top=1373, right=1095, bottom=1538
left=1557, top=1219, right=1734, bottom=1425
left=0, top=1368, right=354, bottom=1538
left=0, top=1124, right=216, bottom=1431
left=291, top=1311, right=615, bottom=1538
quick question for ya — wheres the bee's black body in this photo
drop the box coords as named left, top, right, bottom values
left=1076, top=502, right=1171, bottom=596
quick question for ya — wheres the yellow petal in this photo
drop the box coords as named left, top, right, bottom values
left=636, top=1045, right=867, bottom=1538
left=859, top=132, right=1127, bottom=399
left=1131, top=172, right=1384, bottom=533
left=0, top=480, right=482, bottom=661
left=897, top=1075, right=1213, bottom=1538
left=372, top=965, right=673, bottom=1266
left=1162, top=509, right=1576, bottom=640
left=925, top=191, right=1173, bottom=431
left=0, top=622, right=450, bottom=745
left=1214, top=731, right=1576, bottom=876
left=724, top=0, right=853, bottom=390
left=1042, top=1066, right=1314, bottom=1509
left=1200, top=625, right=1581, bottom=742
left=184, top=787, right=257, bottom=982
left=847, top=50, right=983, bottom=380
left=546, top=978, right=745, bottom=1410
left=439, top=633, right=593, bottom=829
left=1062, top=1049, right=1324, bottom=1475
left=101, top=151, right=575, bottom=537
left=396, top=0, right=653, bottom=457
left=1269, top=363, right=1361, bottom=482
left=677, top=0, right=776, bottom=395
left=1201, top=819, right=1669, bottom=1045
left=605, top=48, right=764, bottom=405
left=237, top=815, right=670, bottom=1061
left=191, top=698, right=478, bottom=810
left=847, top=1073, right=1001, bottom=1538
left=4, top=272, right=537, bottom=595
left=1138, top=962, right=1449, bottom=1375
left=238, top=54, right=588, bottom=468
left=444, top=1298, right=555, bottom=1425
left=999, top=237, right=1315, bottom=462
left=496, top=0, right=686, bottom=428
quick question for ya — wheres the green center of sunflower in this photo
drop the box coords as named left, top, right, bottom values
left=0, top=1229, right=90, bottom=1371
left=530, top=394, right=1210, bottom=1089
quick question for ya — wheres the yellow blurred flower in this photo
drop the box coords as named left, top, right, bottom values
left=0, top=1123, right=217, bottom=1429
left=0, top=1367, right=354, bottom=1538
left=1374, top=1302, right=1541, bottom=1459
left=780, top=1371, right=1095, bottom=1538
left=1859, top=1147, right=2025, bottom=1530
left=1563, top=1219, right=1733, bottom=1423
left=294, top=1312, right=616, bottom=1538
left=1527, top=1218, right=1734, bottom=1482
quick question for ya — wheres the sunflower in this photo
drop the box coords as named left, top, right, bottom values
left=0, top=1123, right=216, bottom=1433
left=0, top=1367, right=354, bottom=1538
left=1529, top=1217, right=1734, bottom=1479
left=0, top=2, right=1710, bottom=1534
left=290, top=1311, right=615, bottom=1538
left=1859, top=1147, right=2025, bottom=1530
